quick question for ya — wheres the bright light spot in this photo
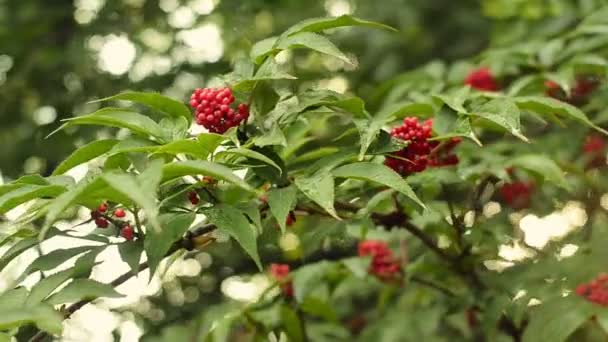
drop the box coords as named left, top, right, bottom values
left=464, top=210, right=475, bottom=227
left=87, top=35, right=105, bottom=51
left=140, top=29, right=172, bottom=52
left=319, top=76, right=349, bottom=93
left=98, top=35, right=136, bottom=75
left=169, top=6, right=196, bottom=28
left=119, top=320, right=143, bottom=342
left=130, top=54, right=173, bottom=81
left=325, top=0, right=352, bottom=16
left=189, top=0, right=216, bottom=14
left=221, top=275, right=270, bottom=302
left=275, top=50, right=292, bottom=65
left=23, top=156, right=45, bottom=174
left=562, top=201, right=587, bottom=227
left=63, top=304, right=120, bottom=342
left=528, top=298, right=541, bottom=306
left=177, top=23, right=224, bottom=63
left=74, top=0, right=105, bottom=24
left=159, top=0, right=179, bottom=12
left=279, top=232, right=300, bottom=251
left=519, top=204, right=585, bottom=249
left=33, top=106, right=57, bottom=125
left=483, top=259, right=514, bottom=272
left=498, top=242, right=535, bottom=261
left=559, top=244, right=579, bottom=258
left=600, top=193, right=608, bottom=210
left=513, top=289, right=527, bottom=301
left=437, top=234, right=451, bottom=249
left=483, top=201, right=501, bottom=218
left=0, top=54, right=13, bottom=72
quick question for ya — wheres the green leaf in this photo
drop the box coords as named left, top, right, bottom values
left=253, top=124, right=288, bottom=147
left=471, top=98, right=528, bottom=141
left=216, top=147, right=282, bottom=173
left=522, top=296, right=594, bottom=342
left=250, top=36, right=279, bottom=63
left=342, top=256, right=371, bottom=278
left=282, top=15, right=397, bottom=37
left=0, top=238, right=37, bottom=270
left=26, top=269, right=75, bottom=305
left=0, top=184, right=66, bottom=214
left=26, top=246, right=92, bottom=274
left=204, top=204, right=261, bottom=270
left=162, top=160, right=256, bottom=193
left=277, top=32, right=354, bottom=65
left=52, top=139, right=119, bottom=175
left=145, top=212, right=195, bottom=276
left=300, top=297, right=338, bottom=322
left=46, top=279, right=123, bottom=305
left=281, top=305, right=304, bottom=342
left=514, top=96, right=608, bottom=135
left=118, top=241, right=143, bottom=274
left=94, top=91, right=192, bottom=124
left=54, top=108, right=165, bottom=140
left=434, top=87, right=470, bottom=114
left=267, top=185, right=298, bottom=233
left=292, top=261, right=331, bottom=302
left=332, top=162, right=425, bottom=209
left=0, top=303, right=62, bottom=335
left=507, top=154, right=569, bottom=190
left=294, top=172, right=339, bottom=219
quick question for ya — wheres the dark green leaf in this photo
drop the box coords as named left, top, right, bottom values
left=118, top=241, right=143, bottom=274
left=471, top=98, right=527, bottom=141
left=95, top=91, right=192, bottom=124
left=294, top=172, right=339, bottom=219
left=52, top=139, right=119, bottom=175
left=507, top=154, right=569, bottom=190
left=145, top=212, right=195, bottom=276
left=267, top=185, right=298, bottom=233
left=283, top=15, right=397, bottom=36
left=277, top=32, right=354, bottom=65
left=300, top=297, right=338, bottom=322
left=162, top=160, right=256, bottom=193
left=522, top=296, right=593, bottom=342
left=0, top=303, right=62, bottom=335
left=216, top=147, right=282, bottom=173
left=281, top=305, right=304, bottom=342
left=0, top=184, right=66, bottom=214
left=46, top=279, right=123, bottom=305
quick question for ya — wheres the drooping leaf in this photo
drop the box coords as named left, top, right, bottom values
left=161, top=160, right=256, bottom=193
left=506, top=154, right=569, bottom=190
left=282, top=15, right=397, bottom=37
left=94, top=91, right=192, bottom=124
left=522, top=296, right=594, bottom=342
left=267, top=185, right=298, bottom=233
left=300, top=297, right=338, bottom=322
left=0, top=184, right=66, bottom=214
left=46, top=279, right=123, bottom=305
left=215, top=147, right=282, bottom=173
left=471, top=98, right=528, bottom=141
left=118, top=241, right=143, bottom=274
left=145, top=212, right=195, bottom=276
left=294, top=172, right=339, bottom=219
left=0, top=303, right=62, bottom=335
left=332, top=162, right=425, bottom=209
left=204, top=204, right=262, bottom=270
left=52, top=139, right=119, bottom=176
left=0, top=238, right=37, bottom=270
left=26, top=246, right=92, bottom=274
left=292, top=261, right=332, bottom=302
left=277, top=32, right=354, bottom=65
left=281, top=305, right=304, bottom=342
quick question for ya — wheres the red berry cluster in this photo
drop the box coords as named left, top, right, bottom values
left=499, top=181, right=534, bottom=209
left=269, top=263, right=293, bottom=297
left=576, top=274, right=608, bottom=306
left=187, top=191, right=200, bottom=205
left=583, top=134, right=606, bottom=169
left=358, top=240, right=401, bottom=280
left=545, top=75, right=601, bottom=105
left=465, top=68, right=499, bottom=91
left=90, top=203, right=134, bottom=241
left=189, top=87, right=249, bottom=134
left=385, top=117, right=460, bottom=176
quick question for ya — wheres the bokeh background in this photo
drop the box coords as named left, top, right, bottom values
left=1, top=0, right=605, bottom=341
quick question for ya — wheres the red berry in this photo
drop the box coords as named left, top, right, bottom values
left=286, top=212, right=296, bottom=226
left=98, top=202, right=108, bottom=213
left=114, top=208, right=126, bottom=218
left=465, top=68, right=499, bottom=91
left=270, top=263, right=293, bottom=297
left=188, top=191, right=200, bottom=205
left=358, top=240, right=401, bottom=281
left=95, top=218, right=109, bottom=229
left=189, top=87, right=248, bottom=134
left=121, top=224, right=134, bottom=241
left=90, top=210, right=101, bottom=219
left=500, top=180, right=534, bottom=209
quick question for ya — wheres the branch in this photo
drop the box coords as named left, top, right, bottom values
left=410, top=276, right=457, bottom=297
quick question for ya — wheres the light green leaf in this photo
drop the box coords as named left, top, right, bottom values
left=204, top=204, right=261, bottom=270
left=0, top=184, right=66, bottom=214
left=145, top=212, right=195, bottom=276
left=507, top=154, right=569, bottom=190
left=26, top=246, right=91, bottom=274
left=434, top=87, right=470, bottom=114
left=54, top=108, right=165, bottom=140
left=267, top=185, right=298, bottom=233
left=522, top=296, right=593, bottom=342
left=342, top=256, right=371, bottom=278
left=250, top=36, right=279, bottom=63
left=472, top=98, right=528, bottom=141
left=216, top=147, right=282, bottom=173
left=118, top=241, right=143, bottom=274
left=332, top=162, right=425, bottom=209
left=0, top=239, right=37, bottom=270
left=282, top=15, right=397, bottom=37
left=52, top=139, right=119, bottom=176
left=46, top=279, right=123, bottom=305
left=0, top=303, right=62, bottom=335
left=294, top=172, right=339, bottom=219
left=161, top=160, right=256, bottom=193
left=300, top=297, right=338, bottom=322
left=281, top=305, right=304, bottom=342
left=277, top=32, right=354, bottom=65
left=292, top=261, right=331, bottom=302
left=94, top=91, right=192, bottom=124
left=26, top=269, right=75, bottom=305
left=514, top=96, right=608, bottom=135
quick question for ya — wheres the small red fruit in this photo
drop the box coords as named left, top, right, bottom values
left=121, top=224, right=134, bottom=241
left=114, top=208, right=126, bottom=218
left=95, top=218, right=109, bottom=229
left=286, top=211, right=296, bottom=226
left=270, top=263, right=293, bottom=297
left=358, top=240, right=401, bottom=281
left=188, top=191, right=200, bottom=205
left=98, top=202, right=108, bottom=213
left=465, top=68, right=499, bottom=91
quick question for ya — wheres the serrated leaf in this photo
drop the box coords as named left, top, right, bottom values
left=514, top=96, right=608, bottom=135
left=332, top=162, right=425, bottom=209
left=0, top=184, right=66, bottom=214
left=434, top=87, right=470, bottom=114
left=216, top=147, right=282, bottom=173
left=52, top=139, right=119, bottom=175
left=282, top=15, right=397, bottom=37
left=0, top=239, right=36, bottom=270
left=294, top=172, right=339, bottom=219
left=250, top=36, right=279, bottom=63
left=267, top=185, right=298, bottom=233
left=204, top=204, right=261, bottom=270
left=472, top=98, right=528, bottom=141
left=94, top=91, right=192, bottom=124
left=253, top=124, right=288, bottom=147
left=522, top=296, right=593, bottom=342
left=144, top=212, right=195, bottom=276
left=161, top=160, right=256, bottom=193
left=26, top=246, right=91, bottom=274
left=46, top=279, right=123, bottom=305
left=52, top=108, right=165, bottom=140
left=277, top=32, right=354, bottom=65
left=507, top=154, right=569, bottom=190
left=118, top=241, right=143, bottom=274
left=0, top=303, right=62, bottom=335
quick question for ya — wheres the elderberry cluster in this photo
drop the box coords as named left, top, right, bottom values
left=545, top=75, right=601, bottom=106
left=90, top=202, right=134, bottom=240
left=358, top=240, right=401, bottom=280
left=576, top=274, right=608, bottom=306
left=465, top=68, right=499, bottom=91
left=583, top=134, right=606, bottom=169
left=269, top=263, right=293, bottom=297
left=189, top=87, right=249, bottom=134
left=385, top=117, right=460, bottom=176
left=499, top=181, right=534, bottom=209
